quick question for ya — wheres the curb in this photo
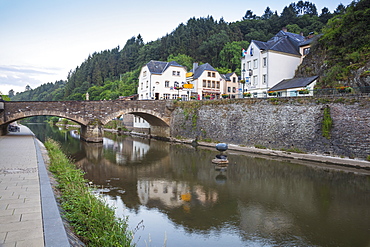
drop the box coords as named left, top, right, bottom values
left=33, top=137, right=70, bottom=247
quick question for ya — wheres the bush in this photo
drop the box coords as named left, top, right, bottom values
left=45, top=139, right=134, bottom=247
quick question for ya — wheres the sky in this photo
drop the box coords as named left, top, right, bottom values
left=0, top=0, right=352, bottom=95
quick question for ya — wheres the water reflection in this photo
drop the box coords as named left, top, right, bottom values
left=27, top=123, right=370, bottom=247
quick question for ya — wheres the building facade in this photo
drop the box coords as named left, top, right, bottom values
left=241, top=29, right=316, bottom=97
left=190, top=63, right=223, bottom=99
left=220, top=72, right=240, bottom=98
left=138, top=60, right=188, bottom=100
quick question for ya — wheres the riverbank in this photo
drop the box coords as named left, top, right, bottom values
left=172, top=138, right=370, bottom=175
left=44, top=139, right=134, bottom=246
left=54, top=122, right=370, bottom=174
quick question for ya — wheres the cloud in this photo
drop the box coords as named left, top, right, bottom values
left=0, top=65, right=65, bottom=94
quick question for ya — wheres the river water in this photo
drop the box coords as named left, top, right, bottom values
left=26, top=123, right=370, bottom=247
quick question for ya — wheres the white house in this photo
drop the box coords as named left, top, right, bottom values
left=138, top=60, right=188, bottom=100
left=220, top=72, right=240, bottom=98
left=268, top=75, right=318, bottom=97
left=190, top=63, right=223, bottom=99
left=241, top=28, right=317, bottom=97
left=135, top=60, right=189, bottom=130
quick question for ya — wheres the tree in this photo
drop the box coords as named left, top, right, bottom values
left=25, top=85, right=32, bottom=91
left=219, top=41, right=250, bottom=71
left=262, top=7, right=273, bottom=20
left=167, top=54, right=194, bottom=70
left=243, top=10, right=257, bottom=20
left=8, top=89, right=15, bottom=98
left=334, top=3, right=346, bottom=15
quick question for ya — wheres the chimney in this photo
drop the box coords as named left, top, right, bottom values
left=193, top=62, right=198, bottom=72
left=282, top=27, right=287, bottom=32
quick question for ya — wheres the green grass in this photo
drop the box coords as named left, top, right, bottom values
left=45, top=139, right=134, bottom=247
left=254, top=144, right=267, bottom=149
left=322, top=106, right=333, bottom=139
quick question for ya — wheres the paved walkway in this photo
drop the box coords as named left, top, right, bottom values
left=0, top=125, right=69, bottom=247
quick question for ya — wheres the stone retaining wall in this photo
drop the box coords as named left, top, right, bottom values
left=170, top=98, right=370, bottom=159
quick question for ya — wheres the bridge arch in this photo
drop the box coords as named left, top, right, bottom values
left=103, top=108, right=170, bottom=126
left=1, top=100, right=174, bottom=142
left=2, top=110, right=87, bottom=126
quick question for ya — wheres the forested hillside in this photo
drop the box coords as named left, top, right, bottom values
left=296, top=0, right=370, bottom=89
left=11, top=1, right=347, bottom=101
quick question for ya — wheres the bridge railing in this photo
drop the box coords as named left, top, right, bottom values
left=238, top=86, right=370, bottom=99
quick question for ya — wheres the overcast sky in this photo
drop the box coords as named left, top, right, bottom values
left=0, top=0, right=351, bottom=94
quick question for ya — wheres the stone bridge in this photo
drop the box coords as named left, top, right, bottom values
left=0, top=100, right=176, bottom=142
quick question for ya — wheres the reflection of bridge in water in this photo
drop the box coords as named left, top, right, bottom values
left=0, top=100, right=175, bottom=142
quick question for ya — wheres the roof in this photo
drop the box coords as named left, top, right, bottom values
left=146, top=60, right=183, bottom=74
left=252, top=30, right=317, bottom=56
left=221, top=72, right=235, bottom=81
left=191, top=63, right=217, bottom=79
left=269, top=76, right=319, bottom=92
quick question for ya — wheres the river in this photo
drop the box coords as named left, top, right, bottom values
left=26, top=123, right=370, bottom=247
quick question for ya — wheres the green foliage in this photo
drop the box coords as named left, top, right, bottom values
left=49, top=116, right=59, bottom=124
left=13, top=1, right=338, bottom=101
left=322, top=106, right=333, bottom=139
left=45, top=139, right=134, bottom=247
left=254, top=144, right=267, bottom=149
left=167, top=54, right=194, bottom=70
left=12, top=80, right=66, bottom=101
left=0, top=94, right=10, bottom=101
left=219, top=41, right=250, bottom=71
left=317, top=0, right=370, bottom=87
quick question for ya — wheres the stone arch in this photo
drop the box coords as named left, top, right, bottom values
left=102, top=108, right=170, bottom=126
left=3, top=110, right=87, bottom=126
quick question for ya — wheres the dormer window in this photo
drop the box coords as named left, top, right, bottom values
left=303, top=47, right=310, bottom=55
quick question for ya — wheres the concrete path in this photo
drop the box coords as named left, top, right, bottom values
left=0, top=125, right=69, bottom=247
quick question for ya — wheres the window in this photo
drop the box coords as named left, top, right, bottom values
left=232, top=87, right=236, bottom=93
left=247, top=61, right=251, bottom=70
left=212, top=72, right=215, bottom=77
left=207, top=80, right=211, bottom=88
left=232, top=77, right=236, bottom=83
left=263, top=57, right=267, bottom=67
left=143, top=71, right=147, bottom=77
left=164, top=93, right=170, bottom=99
left=243, top=63, right=245, bottom=70
left=208, top=72, right=211, bottom=77
left=263, top=74, right=267, bottom=84
left=173, top=71, right=180, bottom=76
left=172, top=94, right=177, bottom=99
left=253, top=59, right=258, bottom=69
left=141, top=82, right=143, bottom=90
left=216, top=81, right=220, bottom=89
left=212, top=81, right=215, bottom=88
left=146, top=81, right=148, bottom=88
left=253, top=75, right=258, bottom=85
left=228, top=87, right=231, bottom=93
left=203, top=80, right=206, bottom=87
left=177, top=71, right=180, bottom=76
left=303, top=48, right=310, bottom=55
left=165, top=81, right=169, bottom=87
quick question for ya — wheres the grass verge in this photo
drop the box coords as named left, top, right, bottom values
left=44, top=139, right=134, bottom=247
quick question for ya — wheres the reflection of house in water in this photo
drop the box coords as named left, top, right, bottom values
left=131, top=141, right=150, bottom=161
left=137, top=180, right=218, bottom=208
left=102, top=137, right=150, bottom=165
